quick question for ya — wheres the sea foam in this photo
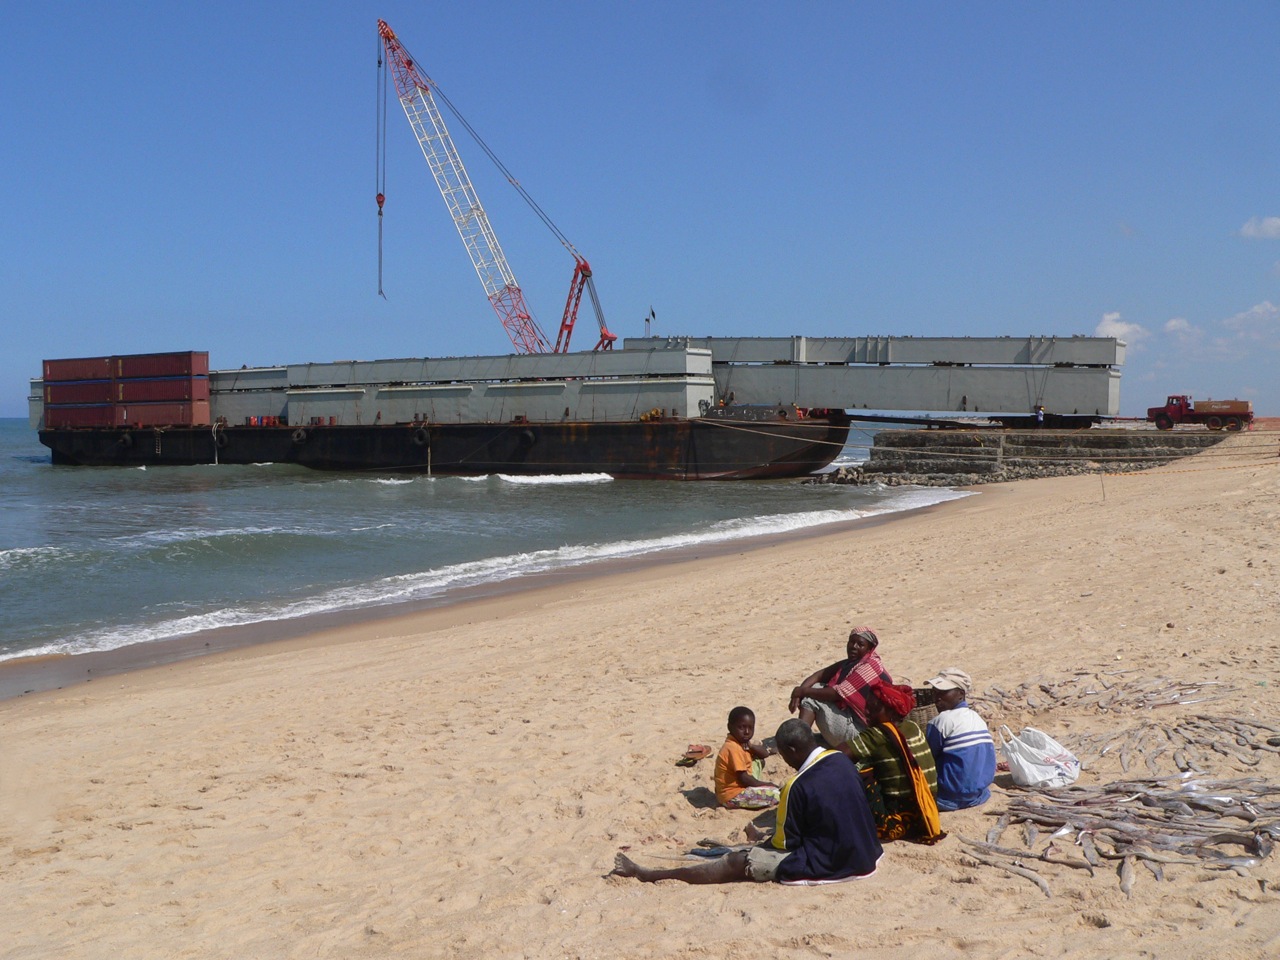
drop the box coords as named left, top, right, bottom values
left=2, top=486, right=970, bottom=662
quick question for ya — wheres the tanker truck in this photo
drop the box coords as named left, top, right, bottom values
left=1147, top=395, right=1253, bottom=431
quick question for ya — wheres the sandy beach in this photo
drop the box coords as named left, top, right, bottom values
left=3, top=428, right=1278, bottom=959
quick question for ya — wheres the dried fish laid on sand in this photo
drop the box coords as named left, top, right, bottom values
left=969, top=671, right=1238, bottom=721
left=958, top=774, right=1280, bottom=897
left=1063, top=714, right=1280, bottom=778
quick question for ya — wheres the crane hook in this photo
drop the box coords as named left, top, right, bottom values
left=376, top=192, right=387, bottom=299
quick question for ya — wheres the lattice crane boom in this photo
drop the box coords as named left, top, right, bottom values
left=377, top=19, right=550, bottom=354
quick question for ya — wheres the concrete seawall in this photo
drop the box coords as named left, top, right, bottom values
left=810, top=427, right=1231, bottom=486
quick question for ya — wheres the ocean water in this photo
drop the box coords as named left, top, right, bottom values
left=0, top=419, right=967, bottom=664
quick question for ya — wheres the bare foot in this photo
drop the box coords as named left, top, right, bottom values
left=611, top=852, right=640, bottom=878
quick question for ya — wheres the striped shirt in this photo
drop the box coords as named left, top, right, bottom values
left=926, top=703, right=996, bottom=810
left=845, top=720, right=937, bottom=808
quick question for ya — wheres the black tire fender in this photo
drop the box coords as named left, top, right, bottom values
left=291, top=428, right=307, bottom=444
left=412, top=427, right=430, bottom=447
left=215, top=431, right=229, bottom=449
left=117, top=432, right=133, bottom=448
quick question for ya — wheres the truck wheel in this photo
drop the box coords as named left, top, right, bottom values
left=1226, top=417, right=1242, bottom=431
left=1154, top=414, right=1173, bottom=430
left=1206, top=416, right=1222, bottom=430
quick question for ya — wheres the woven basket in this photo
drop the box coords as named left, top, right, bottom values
left=908, top=687, right=939, bottom=728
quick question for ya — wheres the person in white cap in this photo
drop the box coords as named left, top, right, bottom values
left=923, top=668, right=996, bottom=811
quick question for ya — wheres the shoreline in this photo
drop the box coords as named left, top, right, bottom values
left=0, top=489, right=969, bottom=702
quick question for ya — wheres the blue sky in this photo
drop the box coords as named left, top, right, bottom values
left=3, top=1, right=1278, bottom=418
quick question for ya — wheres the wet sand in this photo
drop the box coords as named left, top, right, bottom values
left=2, top=428, right=1278, bottom=959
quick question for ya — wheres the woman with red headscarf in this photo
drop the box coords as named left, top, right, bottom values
left=788, top=626, right=894, bottom=748
left=844, top=681, right=945, bottom=845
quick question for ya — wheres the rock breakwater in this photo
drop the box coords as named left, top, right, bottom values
left=810, top=428, right=1229, bottom=487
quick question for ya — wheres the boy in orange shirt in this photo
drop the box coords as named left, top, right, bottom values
left=714, top=706, right=780, bottom=809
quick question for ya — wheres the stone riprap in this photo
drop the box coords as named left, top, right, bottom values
left=809, top=427, right=1229, bottom=487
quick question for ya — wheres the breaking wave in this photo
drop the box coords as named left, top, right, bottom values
left=2, top=486, right=970, bottom=662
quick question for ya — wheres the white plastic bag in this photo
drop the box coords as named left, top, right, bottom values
left=998, top=725, right=1081, bottom=788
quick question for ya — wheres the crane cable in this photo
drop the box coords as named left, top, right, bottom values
left=375, top=38, right=389, bottom=299
left=422, top=77, right=614, bottom=342
left=422, top=74, right=578, bottom=258
left=375, top=27, right=607, bottom=342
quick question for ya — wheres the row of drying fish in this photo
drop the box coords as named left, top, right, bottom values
left=1061, top=713, right=1280, bottom=777
left=968, top=671, right=1269, bottom=776
left=970, top=669, right=1237, bottom=717
left=958, top=773, right=1279, bottom=897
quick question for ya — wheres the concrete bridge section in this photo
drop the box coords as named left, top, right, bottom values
left=28, top=336, right=1125, bottom=428
left=624, top=336, right=1124, bottom=417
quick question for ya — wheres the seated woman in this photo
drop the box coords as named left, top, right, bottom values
left=843, top=681, right=946, bottom=845
left=788, top=626, right=893, bottom=748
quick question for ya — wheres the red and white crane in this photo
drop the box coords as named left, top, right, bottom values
left=376, top=19, right=615, bottom=354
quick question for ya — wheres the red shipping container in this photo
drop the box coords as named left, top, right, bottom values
left=114, top=351, right=209, bottom=379
left=43, top=356, right=114, bottom=382
left=115, top=377, right=211, bottom=403
left=45, top=404, right=118, bottom=428
left=45, top=381, right=114, bottom=404
left=116, top=400, right=211, bottom=426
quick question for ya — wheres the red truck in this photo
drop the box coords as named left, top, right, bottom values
left=1147, top=395, right=1253, bottom=431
